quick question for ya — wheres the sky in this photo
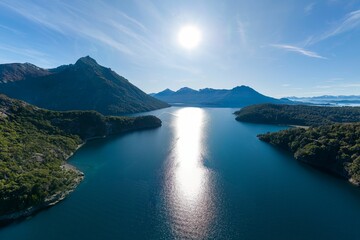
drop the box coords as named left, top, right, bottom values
left=0, top=0, right=360, bottom=97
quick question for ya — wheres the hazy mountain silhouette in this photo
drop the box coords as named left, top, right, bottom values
left=288, top=95, right=360, bottom=106
left=0, top=56, right=169, bottom=115
left=152, top=86, right=292, bottom=107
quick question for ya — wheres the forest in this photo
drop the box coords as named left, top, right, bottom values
left=0, top=94, right=161, bottom=219
left=258, top=123, right=360, bottom=184
left=235, top=104, right=360, bottom=126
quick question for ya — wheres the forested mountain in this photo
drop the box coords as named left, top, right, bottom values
left=235, top=104, right=360, bottom=126
left=0, top=94, right=161, bottom=222
left=152, top=86, right=292, bottom=107
left=0, top=56, right=169, bottom=115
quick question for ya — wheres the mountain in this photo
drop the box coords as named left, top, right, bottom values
left=152, top=85, right=292, bottom=107
left=288, top=95, right=360, bottom=106
left=0, top=63, right=50, bottom=83
left=0, top=56, right=169, bottom=115
left=0, top=94, right=161, bottom=222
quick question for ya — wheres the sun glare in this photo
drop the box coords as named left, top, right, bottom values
left=178, top=25, right=202, bottom=50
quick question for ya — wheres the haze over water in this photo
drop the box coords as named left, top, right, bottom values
left=1, top=107, right=360, bottom=239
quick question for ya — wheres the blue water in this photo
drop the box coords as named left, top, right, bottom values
left=1, top=107, right=360, bottom=239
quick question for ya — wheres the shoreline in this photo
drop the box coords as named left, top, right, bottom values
left=289, top=125, right=310, bottom=129
left=0, top=145, right=85, bottom=224
left=0, top=124, right=161, bottom=224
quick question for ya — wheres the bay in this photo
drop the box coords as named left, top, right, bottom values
left=1, top=107, right=360, bottom=239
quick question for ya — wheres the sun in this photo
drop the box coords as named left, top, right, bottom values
left=178, top=25, right=202, bottom=50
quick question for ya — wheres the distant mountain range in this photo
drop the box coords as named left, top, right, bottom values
left=0, top=56, right=169, bottom=115
left=151, top=86, right=292, bottom=107
left=288, top=95, right=360, bottom=106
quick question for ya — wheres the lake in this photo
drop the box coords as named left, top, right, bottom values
left=1, top=107, right=360, bottom=239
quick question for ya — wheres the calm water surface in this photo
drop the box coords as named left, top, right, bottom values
left=1, top=107, right=360, bottom=239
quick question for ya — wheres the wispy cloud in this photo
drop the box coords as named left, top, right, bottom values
left=0, top=1, right=201, bottom=75
left=324, top=77, right=344, bottom=83
left=308, top=9, right=360, bottom=45
left=236, top=19, right=247, bottom=46
left=270, top=44, right=327, bottom=59
left=133, top=0, right=164, bottom=22
left=315, top=82, right=360, bottom=89
left=0, top=44, right=52, bottom=66
left=0, top=1, right=137, bottom=56
left=304, top=2, right=316, bottom=14
left=0, top=24, right=22, bottom=35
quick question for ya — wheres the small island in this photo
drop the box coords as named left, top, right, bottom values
left=0, top=94, right=162, bottom=223
left=235, top=104, right=360, bottom=185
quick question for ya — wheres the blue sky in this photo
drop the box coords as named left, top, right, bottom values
left=0, top=0, right=360, bottom=97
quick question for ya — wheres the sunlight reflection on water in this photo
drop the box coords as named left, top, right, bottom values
left=164, top=107, right=215, bottom=239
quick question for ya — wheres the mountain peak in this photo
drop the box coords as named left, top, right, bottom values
left=0, top=57, right=169, bottom=114
left=75, top=56, right=99, bottom=67
left=0, top=62, right=49, bottom=83
left=232, top=85, right=253, bottom=91
left=161, top=88, right=174, bottom=93
left=152, top=85, right=286, bottom=107
left=155, top=88, right=174, bottom=97
left=177, top=87, right=196, bottom=93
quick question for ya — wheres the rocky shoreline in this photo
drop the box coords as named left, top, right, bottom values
left=1, top=141, right=99, bottom=224
left=0, top=93, right=163, bottom=225
left=0, top=162, right=84, bottom=224
left=0, top=141, right=86, bottom=224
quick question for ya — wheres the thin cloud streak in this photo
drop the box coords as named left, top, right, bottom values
left=236, top=19, right=247, bottom=46
left=0, top=45, right=52, bottom=67
left=315, top=83, right=360, bottom=89
left=304, top=2, right=316, bottom=14
left=0, top=1, right=135, bottom=56
left=0, top=24, right=23, bottom=35
left=307, top=9, right=360, bottom=45
left=0, top=1, right=202, bottom=75
left=270, top=44, right=327, bottom=59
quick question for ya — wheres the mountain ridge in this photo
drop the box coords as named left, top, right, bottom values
left=152, top=85, right=292, bottom=107
left=288, top=95, right=360, bottom=106
left=0, top=56, right=169, bottom=115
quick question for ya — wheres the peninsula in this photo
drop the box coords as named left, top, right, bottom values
left=0, top=94, right=161, bottom=222
left=235, top=104, right=360, bottom=185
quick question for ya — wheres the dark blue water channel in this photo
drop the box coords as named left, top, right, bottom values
left=1, top=107, right=360, bottom=239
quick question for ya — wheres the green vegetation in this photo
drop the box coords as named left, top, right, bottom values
left=235, top=104, right=360, bottom=185
left=258, top=123, right=360, bottom=184
left=0, top=94, right=161, bottom=219
left=235, top=104, right=360, bottom=126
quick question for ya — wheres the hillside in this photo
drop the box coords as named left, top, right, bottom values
left=0, top=56, right=169, bottom=115
left=235, top=104, right=360, bottom=126
left=258, top=123, right=360, bottom=184
left=0, top=94, right=161, bottom=222
left=152, top=86, right=292, bottom=107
